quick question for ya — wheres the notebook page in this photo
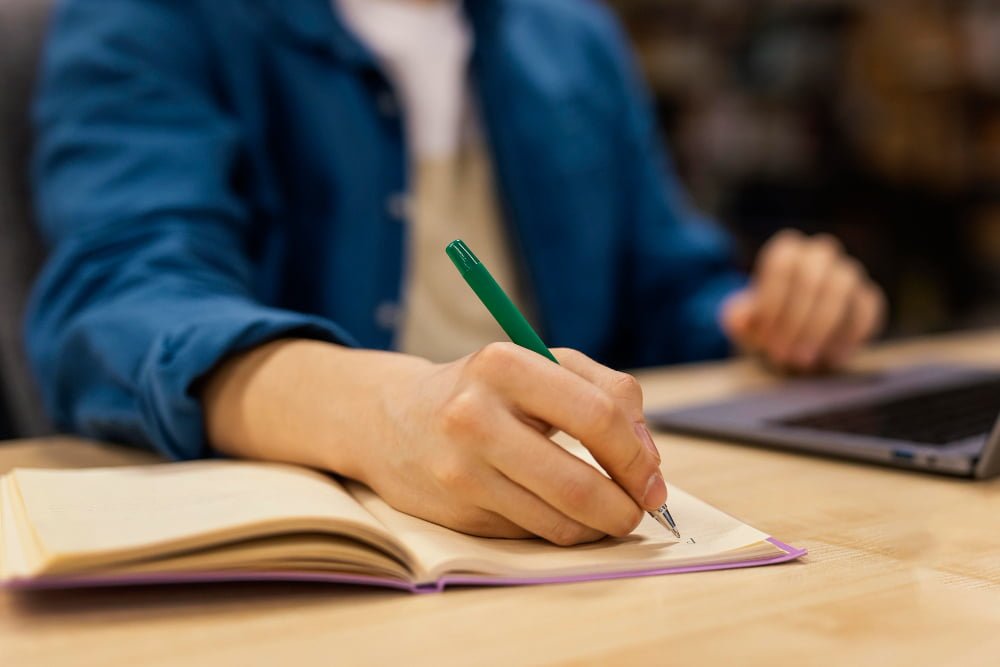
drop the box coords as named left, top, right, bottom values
left=10, top=462, right=411, bottom=575
left=0, top=476, right=31, bottom=579
left=348, top=482, right=777, bottom=582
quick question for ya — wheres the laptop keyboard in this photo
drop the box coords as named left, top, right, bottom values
left=775, top=376, right=1000, bottom=445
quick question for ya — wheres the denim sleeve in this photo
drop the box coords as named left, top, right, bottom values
left=588, top=6, right=747, bottom=367
left=27, top=0, right=354, bottom=460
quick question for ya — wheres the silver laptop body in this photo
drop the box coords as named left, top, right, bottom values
left=648, top=365, right=1000, bottom=479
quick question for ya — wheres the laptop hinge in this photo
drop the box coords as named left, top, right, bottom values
left=973, top=415, right=1000, bottom=479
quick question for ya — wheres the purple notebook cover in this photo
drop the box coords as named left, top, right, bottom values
left=5, top=537, right=806, bottom=594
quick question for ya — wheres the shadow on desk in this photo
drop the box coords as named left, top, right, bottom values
left=7, top=580, right=400, bottom=621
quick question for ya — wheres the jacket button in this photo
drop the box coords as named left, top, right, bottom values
left=386, top=193, right=410, bottom=221
left=375, top=301, right=401, bottom=330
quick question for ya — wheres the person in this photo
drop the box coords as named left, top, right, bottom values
left=27, top=0, right=885, bottom=546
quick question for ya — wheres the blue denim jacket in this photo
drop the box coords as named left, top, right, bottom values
left=27, top=0, right=745, bottom=459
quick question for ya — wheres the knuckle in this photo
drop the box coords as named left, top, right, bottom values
left=438, top=390, right=485, bottom=438
left=610, top=372, right=643, bottom=404
left=545, top=519, right=590, bottom=547
left=820, top=271, right=856, bottom=305
left=802, top=251, right=839, bottom=286
left=835, top=262, right=862, bottom=293
left=811, top=233, right=843, bottom=256
left=763, top=229, right=803, bottom=259
left=764, top=244, right=801, bottom=277
left=583, top=390, right=619, bottom=437
left=557, top=474, right=595, bottom=510
left=770, top=228, right=804, bottom=249
left=469, top=341, right=519, bottom=376
left=433, top=456, right=478, bottom=494
left=620, top=434, right=649, bottom=475
left=764, top=237, right=796, bottom=265
left=451, top=508, right=496, bottom=536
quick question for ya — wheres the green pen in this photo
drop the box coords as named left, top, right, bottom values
left=445, top=239, right=681, bottom=539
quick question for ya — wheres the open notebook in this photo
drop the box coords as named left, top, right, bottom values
left=0, top=461, right=805, bottom=593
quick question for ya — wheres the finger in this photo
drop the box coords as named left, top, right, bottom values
left=852, top=285, right=887, bottom=343
left=764, top=235, right=841, bottom=365
left=553, top=348, right=660, bottom=462
left=824, top=285, right=886, bottom=366
left=380, top=468, right=531, bottom=540
left=719, top=288, right=757, bottom=349
left=441, top=506, right=532, bottom=540
left=461, top=509, right=533, bottom=539
left=816, top=297, right=860, bottom=371
left=552, top=348, right=644, bottom=423
left=752, top=229, right=805, bottom=348
left=467, top=343, right=662, bottom=510
left=485, top=413, right=644, bottom=537
left=479, top=469, right=607, bottom=546
left=786, top=260, right=862, bottom=369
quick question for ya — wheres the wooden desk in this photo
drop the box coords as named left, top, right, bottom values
left=2, top=330, right=999, bottom=666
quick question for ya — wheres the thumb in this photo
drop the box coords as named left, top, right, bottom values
left=720, top=288, right=757, bottom=343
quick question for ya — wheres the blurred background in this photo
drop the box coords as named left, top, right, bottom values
left=1, top=0, right=999, bottom=439
left=609, top=0, right=1000, bottom=337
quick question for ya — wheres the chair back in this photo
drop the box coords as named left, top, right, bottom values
left=0, top=0, right=57, bottom=437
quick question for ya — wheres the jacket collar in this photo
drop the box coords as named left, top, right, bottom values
left=254, top=0, right=369, bottom=65
left=256, top=0, right=503, bottom=67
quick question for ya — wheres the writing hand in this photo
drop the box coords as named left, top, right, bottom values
left=369, top=343, right=662, bottom=545
left=205, top=340, right=662, bottom=546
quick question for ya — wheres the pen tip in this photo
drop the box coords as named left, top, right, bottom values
left=650, top=506, right=681, bottom=539
left=658, top=504, right=680, bottom=539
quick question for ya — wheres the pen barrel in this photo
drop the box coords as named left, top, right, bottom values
left=464, top=264, right=559, bottom=364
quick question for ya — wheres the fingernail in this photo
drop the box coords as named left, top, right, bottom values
left=634, top=422, right=660, bottom=463
left=642, top=473, right=667, bottom=509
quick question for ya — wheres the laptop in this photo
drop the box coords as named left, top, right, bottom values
left=647, top=364, right=1000, bottom=479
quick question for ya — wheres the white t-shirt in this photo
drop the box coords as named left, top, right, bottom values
left=335, top=0, right=529, bottom=362
left=336, top=0, right=472, bottom=159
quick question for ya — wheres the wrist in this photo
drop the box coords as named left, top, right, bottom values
left=202, top=338, right=434, bottom=482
